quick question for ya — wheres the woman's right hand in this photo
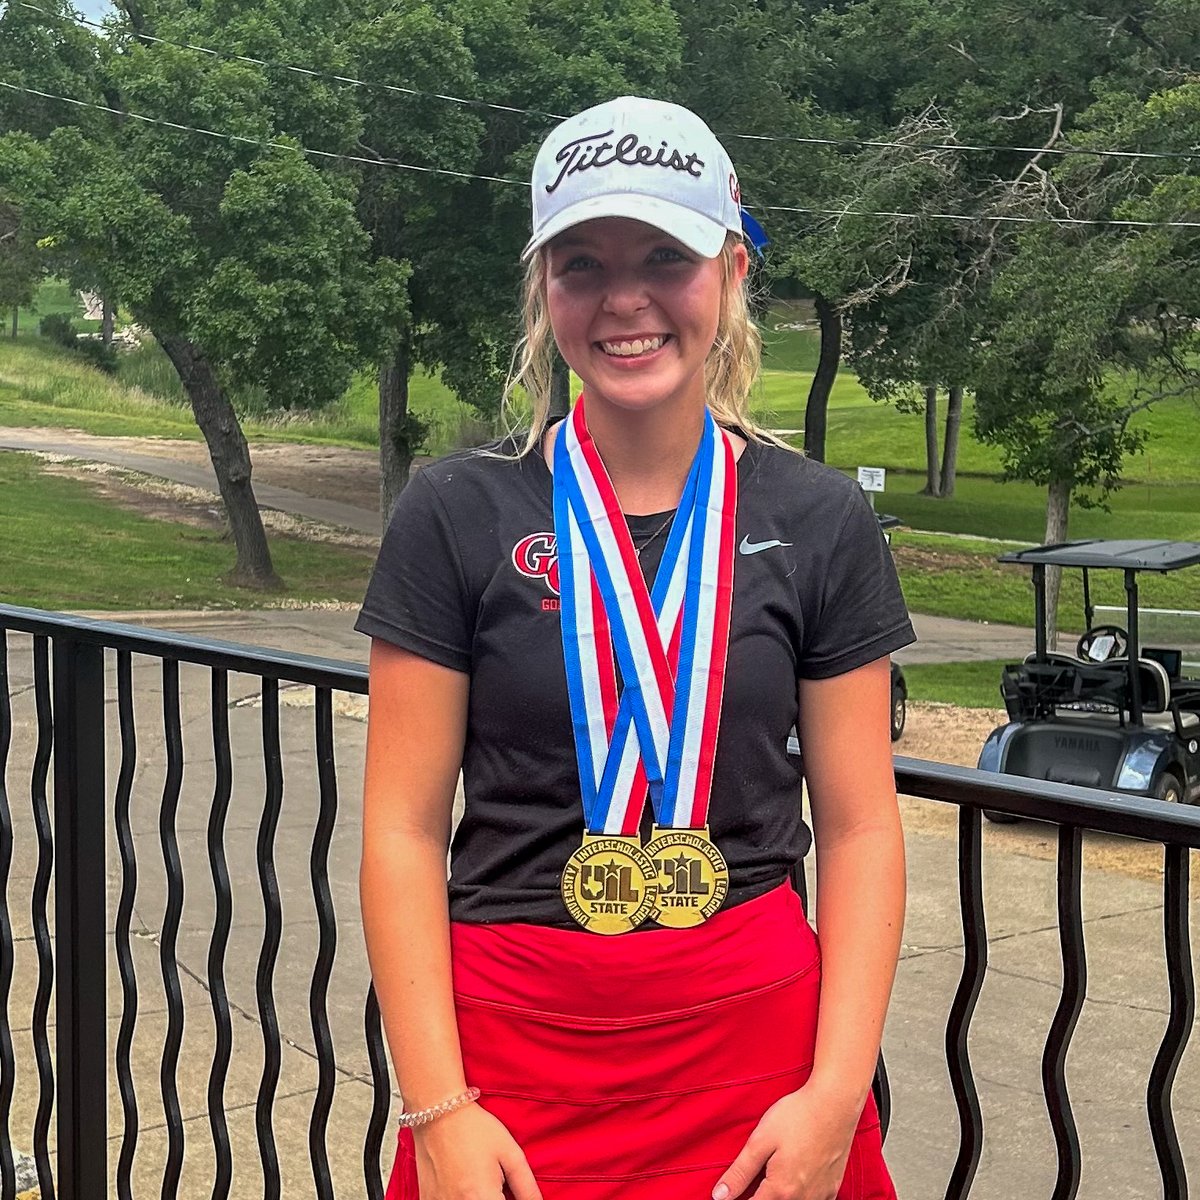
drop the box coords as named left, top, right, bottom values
left=413, top=1104, right=543, bottom=1200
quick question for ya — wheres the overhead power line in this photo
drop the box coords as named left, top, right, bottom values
left=5, top=80, right=1200, bottom=230
left=0, top=80, right=522, bottom=185
left=21, top=0, right=1200, bottom=165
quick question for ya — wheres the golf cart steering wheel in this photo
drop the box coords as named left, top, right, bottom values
left=1077, top=624, right=1129, bottom=662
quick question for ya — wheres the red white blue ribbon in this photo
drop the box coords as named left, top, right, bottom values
left=554, top=398, right=737, bottom=834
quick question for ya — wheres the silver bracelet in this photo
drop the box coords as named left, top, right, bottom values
left=397, top=1087, right=481, bottom=1129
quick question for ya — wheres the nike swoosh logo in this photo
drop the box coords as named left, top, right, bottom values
left=739, top=536, right=792, bottom=555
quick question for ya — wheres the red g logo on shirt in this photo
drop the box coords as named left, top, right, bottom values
left=512, top=532, right=560, bottom=596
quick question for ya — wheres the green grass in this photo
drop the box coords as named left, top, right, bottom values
left=758, top=300, right=822, bottom=374
left=0, top=451, right=375, bottom=610
left=0, top=335, right=476, bottom=452
left=903, top=659, right=1011, bottom=710
left=0, top=337, right=201, bottom=437
left=891, top=529, right=1200, bottom=628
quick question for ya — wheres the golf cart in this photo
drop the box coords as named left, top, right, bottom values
left=978, top=540, right=1200, bottom=817
left=878, top=514, right=908, bottom=742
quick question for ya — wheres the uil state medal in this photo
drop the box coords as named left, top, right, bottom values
left=644, top=824, right=729, bottom=929
left=561, top=833, right=659, bottom=935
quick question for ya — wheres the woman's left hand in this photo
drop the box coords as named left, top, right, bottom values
left=711, top=1083, right=861, bottom=1200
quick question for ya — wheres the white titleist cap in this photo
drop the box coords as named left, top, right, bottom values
left=522, top=96, right=743, bottom=261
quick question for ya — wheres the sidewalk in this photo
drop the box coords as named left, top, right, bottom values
left=80, top=605, right=1035, bottom=667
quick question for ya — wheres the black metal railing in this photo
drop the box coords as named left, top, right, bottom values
left=0, top=603, right=1196, bottom=1200
left=892, top=757, right=1198, bottom=1200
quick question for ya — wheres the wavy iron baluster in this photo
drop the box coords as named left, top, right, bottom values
left=207, top=669, right=234, bottom=1200
left=0, top=634, right=16, bottom=1200
left=872, top=1052, right=891, bottom=1143
left=309, top=689, right=339, bottom=1200
left=944, top=805, right=985, bottom=1200
left=256, top=679, right=284, bottom=1200
left=364, top=985, right=391, bottom=1200
left=113, top=651, right=140, bottom=1200
left=1147, top=844, right=1193, bottom=1200
left=30, top=637, right=55, bottom=1200
left=1042, top=824, right=1085, bottom=1200
left=159, top=660, right=186, bottom=1200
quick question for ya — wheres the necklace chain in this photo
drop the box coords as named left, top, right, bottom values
left=632, top=514, right=674, bottom=557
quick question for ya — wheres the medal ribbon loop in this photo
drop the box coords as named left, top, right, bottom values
left=553, top=398, right=737, bottom=835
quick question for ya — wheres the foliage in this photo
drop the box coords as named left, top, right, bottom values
left=37, top=308, right=117, bottom=371
left=38, top=310, right=76, bottom=346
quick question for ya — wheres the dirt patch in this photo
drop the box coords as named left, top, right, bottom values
left=22, top=431, right=386, bottom=515
left=36, top=456, right=378, bottom=549
left=897, top=702, right=1181, bottom=884
left=892, top=542, right=1025, bottom=576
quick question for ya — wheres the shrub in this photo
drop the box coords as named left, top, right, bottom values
left=74, top=338, right=119, bottom=374
left=39, top=312, right=77, bottom=347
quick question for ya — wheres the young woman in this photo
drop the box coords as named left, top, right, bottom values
left=358, top=96, right=913, bottom=1200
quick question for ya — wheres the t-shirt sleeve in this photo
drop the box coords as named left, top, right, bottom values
left=354, top=471, right=472, bottom=672
left=798, top=486, right=916, bottom=679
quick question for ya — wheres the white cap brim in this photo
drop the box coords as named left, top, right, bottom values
left=521, top=193, right=731, bottom=261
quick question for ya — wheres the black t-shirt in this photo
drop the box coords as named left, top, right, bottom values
left=356, top=435, right=915, bottom=927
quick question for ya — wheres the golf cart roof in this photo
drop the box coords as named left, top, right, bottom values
left=876, top=513, right=902, bottom=531
left=999, top=539, right=1200, bottom=572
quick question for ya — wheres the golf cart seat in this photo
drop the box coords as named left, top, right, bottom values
left=1005, top=654, right=1200, bottom=729
left=1073, top=657, right=1200, bottom=731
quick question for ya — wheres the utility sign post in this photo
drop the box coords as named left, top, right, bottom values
left=857, top=466, right=886, bottom=510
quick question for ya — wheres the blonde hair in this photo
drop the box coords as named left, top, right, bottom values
left=500, top=235, right=798, bottom=456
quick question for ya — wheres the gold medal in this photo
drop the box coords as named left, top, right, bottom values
left=561, top=833, right=659, bottom=935
left=644, top=825, right=729, bottom=928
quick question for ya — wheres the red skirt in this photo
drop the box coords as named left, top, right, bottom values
left=386, top=883, right=895, bottom=1200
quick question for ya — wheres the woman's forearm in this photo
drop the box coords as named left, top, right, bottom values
left=807, top=813, right=906, bottom=1108
left=361, top=829, right=467, bottom=1111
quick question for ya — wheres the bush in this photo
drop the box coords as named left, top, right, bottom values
left=74, top=338, right=119, bottom=374
left=39, top=312, right=77, bottom=347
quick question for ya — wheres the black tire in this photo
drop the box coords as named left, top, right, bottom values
left=890, top=683, right=907, bottom=742
left=984, top=808, right=1021, bottom=824
left=1155, top=772, right=1184, bottom=805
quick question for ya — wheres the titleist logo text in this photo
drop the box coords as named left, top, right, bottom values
left=546, top=129, right=705, bottom=194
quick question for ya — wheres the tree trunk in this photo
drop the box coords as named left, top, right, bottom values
left=939, top=385, right=963, bottom=497
left=379, top=337, right=414, bottom=529
left=101, top=296, right=115, bottom=347
left=1044, top=477, right=1071, bottom=651
left=804, top=292, right=841, bottom=462
left=159, top=333, right=282, bottom=589
left=10, top=306, right=16, bottom=340
left=549, top=356, right=571, bottom=423
left=921, top=386, right=941, bottom=496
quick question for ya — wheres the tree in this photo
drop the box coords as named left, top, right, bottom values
left=3, top=0, right=408, bottom=585
left=973, top=60, right=1200, bottom=640
left=354, top=0, right=685, bottom=521
left=349, top=1, right=487, bottom=523
left=0, top=198, right=43, bottom=338
left=792, top=0, right=1200, bottom=475
left=669, top=0, right=847, bottom=459
left=973, top=228, right=1188, bottom=643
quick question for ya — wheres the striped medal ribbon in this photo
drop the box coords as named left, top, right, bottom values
left=554, top=398, right=737, bottom=932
